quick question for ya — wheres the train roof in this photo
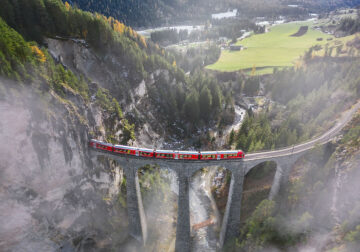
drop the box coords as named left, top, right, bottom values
left=200, top=150, right=242, bottom=154
left=155, top=149, right=175, bottom=154
left=176, top=150, right=199, bottom=155
left=114, top=145, right=137, bottom=150
left=200, top=151, right=218, bottom=155
left=138, top=147, right=154, bottom=152
left=217, top=150, right=242, bottom=154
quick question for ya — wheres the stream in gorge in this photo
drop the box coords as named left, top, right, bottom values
left=168, top=168, right=222, bottom=251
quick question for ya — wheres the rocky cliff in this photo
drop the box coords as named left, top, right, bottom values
left=45, top=37, right=185, bottom=149
left=0, top=80, right=131, bottom=251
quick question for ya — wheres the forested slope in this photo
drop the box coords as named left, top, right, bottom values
left=62, top=0, right=360, bottom=28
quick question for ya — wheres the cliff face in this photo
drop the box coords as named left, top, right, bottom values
left=0, top=82, right=128, bottom=251
left=45, top=37, right=177, bottom=148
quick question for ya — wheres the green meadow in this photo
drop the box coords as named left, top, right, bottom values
left=206, top=21, right=333, bottom=73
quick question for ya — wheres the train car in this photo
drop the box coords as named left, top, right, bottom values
left=200, top=151, right=218, bottom=160
left=175, top=151, right=200, bottom=160
left=89, top=139, right=99, bottom=148
left=155, top=150, right=175, bottom=159
left=90, top=139, right=113, bottom=151
left=114, top=145, right=137, bottom=156
left=200, top=150, right=244, bottom=160
left=217, top=150, right=244, bottom=159
left=138, top=147, right=155, bottom=158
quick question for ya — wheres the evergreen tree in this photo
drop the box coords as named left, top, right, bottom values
left=183, top=90, right=199, bottom=123
left=199, top=86, right=212, bottom=120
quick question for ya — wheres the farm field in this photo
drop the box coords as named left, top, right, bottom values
left=206, top=21, right=334, bottom=73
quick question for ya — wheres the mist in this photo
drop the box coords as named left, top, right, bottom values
left=250, top=144, right=360, bottom=252
left=0, top=80, right=130, bottom=251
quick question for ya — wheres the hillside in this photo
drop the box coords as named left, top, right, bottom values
left=63, top=0, right=226, bottom=27
left=62, top=0, right=360, bottom=28
left=229, top=111, right=360, bottom=251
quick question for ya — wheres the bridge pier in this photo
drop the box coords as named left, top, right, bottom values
left=219, top=165, right=245, bottom=248
left=123, top=166, right=147, bottom=245
left=269, top=164, right=284, bottom=200
left=175, top=173, right=191, bottom=252
left=268, top=156, right=300, bottom=200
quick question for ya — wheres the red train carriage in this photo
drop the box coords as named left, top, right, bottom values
left=155, top=150, right=175, bottom=159
left=90, top=139, right=113, bottom=151
left=200, top=151, right=218, bottom=160
left=217, top=150, right=244, bottom=159
left=114, top=145, right=137, bottom=155
left=138, top=148, right=155, bottom=157
left=89, top=139, right=98, bottom=148
left=200, top=151, right=244, bottom=160
left=175, top=151, right=200, bottom=160
left=114, top=145, right=155, bottom=157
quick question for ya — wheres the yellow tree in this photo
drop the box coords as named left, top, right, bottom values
left=31, top=45, right=46, bottom=63
left=113, top=20, right=125, bottom=34
left=139, top=36, right=147, bottom=48
left=82, top=29, right=88, bottom=39
left=251, top=64, right=256, bottom=76
left=65, top=2, right=71, bottom=11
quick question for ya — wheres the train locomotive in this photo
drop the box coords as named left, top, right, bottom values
left=89, top=139, right=245, bottom=160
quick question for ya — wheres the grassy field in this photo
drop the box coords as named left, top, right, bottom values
left=206, top=21, right=334, bottom=73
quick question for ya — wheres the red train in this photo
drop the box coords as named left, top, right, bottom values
left=89, top=139, right=245, bottom=160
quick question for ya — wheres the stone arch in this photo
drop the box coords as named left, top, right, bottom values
left=241, top=161, right=278, bottom=222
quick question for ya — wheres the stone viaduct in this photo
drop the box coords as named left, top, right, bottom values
left=90, top=101, right=360, bottom=251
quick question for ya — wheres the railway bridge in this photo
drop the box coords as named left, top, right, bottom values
left=90, top=102, right=360, bottom=252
